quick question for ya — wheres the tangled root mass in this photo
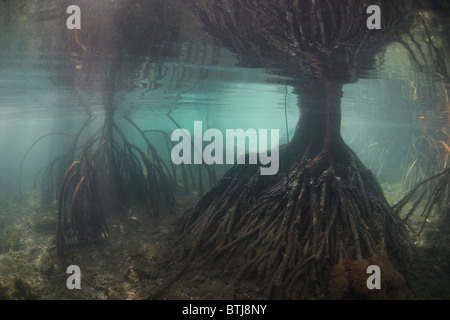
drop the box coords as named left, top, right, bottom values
left=174, top=145, right=409, bottom=299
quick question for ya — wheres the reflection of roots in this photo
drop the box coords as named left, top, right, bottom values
left=174, top=150, right=409, bottom=299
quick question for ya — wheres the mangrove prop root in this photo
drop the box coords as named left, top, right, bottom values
left=54, top=117, right=177, bottom=251
left=393, top=168, right=450, bottom=234
left=393, top=168, right=450, bottom=235
left=171, top=153, right=409, bottom=299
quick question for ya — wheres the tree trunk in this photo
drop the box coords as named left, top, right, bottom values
left=168, top=78, right=409, bottom=299
left=289, top=79, right=348, bottom=168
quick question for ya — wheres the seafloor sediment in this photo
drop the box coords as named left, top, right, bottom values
left=0, top=185, right=449, bottom=300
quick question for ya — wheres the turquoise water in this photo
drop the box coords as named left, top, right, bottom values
left=1, top=51, right=442, bottom=189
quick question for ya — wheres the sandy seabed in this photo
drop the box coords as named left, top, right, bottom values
left=1, top=185, right=450, bottom=300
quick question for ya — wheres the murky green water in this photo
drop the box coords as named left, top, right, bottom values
left=0, top=1, right=449, bottom=301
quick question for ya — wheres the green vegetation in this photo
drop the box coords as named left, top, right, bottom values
left=10, top=277, right=39, bottom=300
left=0, top=277, right=38, bottom=300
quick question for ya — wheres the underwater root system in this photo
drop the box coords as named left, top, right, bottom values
left=394, top=167, right=450, bottom=235
left=162, top=79, right=410, bottom=299
left=52, top=115, right=175, bottom=250
left=169, top=142, right=410, bottom=299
